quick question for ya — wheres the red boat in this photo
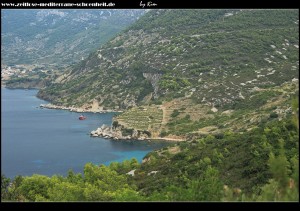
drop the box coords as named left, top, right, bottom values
left=79, top=115, right=86, bottom=120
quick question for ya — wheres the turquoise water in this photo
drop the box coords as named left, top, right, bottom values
left=1, top=88, right=168, bottom=178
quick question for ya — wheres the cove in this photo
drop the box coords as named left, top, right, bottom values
left=1, top=88, right=169, bottom=178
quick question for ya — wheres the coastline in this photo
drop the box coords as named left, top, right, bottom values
left=3, top=86, right=185, bottom=142
left=39, top=103, right=123, bottom=114
left=90, top=124, right=185, bottom=142
left=3, top=88, right=168, bottom=178
left=39, top=103, right=186, bottom=142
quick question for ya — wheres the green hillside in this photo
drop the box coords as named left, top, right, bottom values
left=2, top=9, right=299, bottom=202
left=38, top=9, right=298, bottom=108
left=37, top=9, right=299, bottom=138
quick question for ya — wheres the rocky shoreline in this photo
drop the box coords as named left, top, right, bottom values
left=90, top=124, right=185, bottom=142
left=40, top=103, right=184, bottom=142
left=90, top=124, right=149, bottom=141
left=39, top=103, right=122, bottom=113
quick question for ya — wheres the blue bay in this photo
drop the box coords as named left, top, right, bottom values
left=1, top=88, right=168, bottom=178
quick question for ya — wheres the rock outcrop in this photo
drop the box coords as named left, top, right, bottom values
left=90, top=124, right=150, bottom=140
left=143, top=73, right=162, bottom=99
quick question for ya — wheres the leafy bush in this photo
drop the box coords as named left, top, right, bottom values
left=269, top=112, right=279, bottom=119
left=171, top=109, right=180, bottom=118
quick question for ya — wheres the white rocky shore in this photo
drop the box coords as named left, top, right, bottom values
left=39, top=103, right=122, bottom=113
left=90, top=124, right=149, bottom=141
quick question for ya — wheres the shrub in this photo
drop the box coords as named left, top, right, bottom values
left=171, top=109, right=180, bottom=118
left=269, top=112, right=278, bottom=119
left=160, top=130, right=168, bottom=137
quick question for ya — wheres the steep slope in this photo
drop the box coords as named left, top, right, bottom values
left=38, top=9, right=299, bottom=137
left=38, top=9, right=299, bottom=108
left=1, top=9, right=145, bottom=66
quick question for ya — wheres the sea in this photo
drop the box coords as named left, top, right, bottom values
left=1, top=88, right=169, bottom=178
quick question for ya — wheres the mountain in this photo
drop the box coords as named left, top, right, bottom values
left=1, top=9, right=145, bottom=66
left=38, top=9, right=299, bottom=107
left=38, top=9, right=299, bottom=138
left=1, top=9, right=299, bottom=202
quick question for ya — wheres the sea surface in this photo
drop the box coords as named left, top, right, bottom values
left=1, top=88, right=169, bottom=178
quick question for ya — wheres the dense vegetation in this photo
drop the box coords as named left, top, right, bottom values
left=2, top=109, right=298, bottom=201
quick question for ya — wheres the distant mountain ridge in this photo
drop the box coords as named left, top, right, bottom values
left=1, top=9, right=145, bottom=66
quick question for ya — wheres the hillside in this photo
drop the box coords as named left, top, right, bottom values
left=37, top=9, right=299, bottom=138
left=1, top=9, right=299, bottom=202
left=1, top=9, right=145, bottom=66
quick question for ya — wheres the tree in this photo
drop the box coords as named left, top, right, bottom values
left=109, top=161, right=120, bottom=172
left=66, top=169, right=83, bottom=184
left=130, top=158, right=139, bottom=169
left=198, top=166, right=223, bottom=201
left=48, top=182, right=84, bottom=201
left=163, top=166, right=223, bottom=201
left=18, top=174, right=52, bottom=201
left=290, top=156, right=299, bottom=192
left=268, top=139, right=290, bottom=191
left=113, top=188, right=143, bottom=201
left=1, top=174, right=10, bottom=200
left=291, top=97, right=299, bottom=129
left=7, top=175, right=24, bottom=201
left=256, top=139, right=298, bottom=201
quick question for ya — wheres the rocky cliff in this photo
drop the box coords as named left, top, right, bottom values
left=90, top=124, right=150, bottom=141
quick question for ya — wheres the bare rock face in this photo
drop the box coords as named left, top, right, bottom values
left=132, top=129, right=139, bottom=139
left=211, top=107, right=218, bottom=113
left=90, top=124, right=151, bottom=141
left=143, top=73, right=162, bottom=99
left=142, top=157, right=151, bottom=164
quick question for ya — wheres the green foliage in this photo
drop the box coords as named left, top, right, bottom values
left=48, top=181, right=84, bottom=201
left=1, top=117, right=298, bottom=202
left=1, top=174, right=10, bottom=200
left=230, top=91, right=280, bottom=110
left=18, top=175, right=52, bottom=201
left=152, top=166, right=223, bottom=201
left=253, top=140, right=299, bottom=201
left=136, top=117, right=298, bottom=200
left=291, top=96, right=299, bottom=129
left=38, top=9, right=298, bottom=112
left=143, top=130, right=151, bottom=137
left=159, top=79, right=180, bottom=90
left=171, top=109, right=180, bottom=118
left=2, top=9, right=299, bottom=202
left=269, top=112, right=279, bottom=119
left=268, top=141, right=290, bottom=190
left=121, top=128, right=134, bottom=137
left=160, top=130, right=167, bottom=137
